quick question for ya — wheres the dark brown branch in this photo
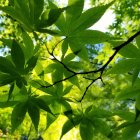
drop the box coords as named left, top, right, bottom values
left=77, top=30, right=140, bottom=75
left=41, top=74, right=76, bottom=88
left=41, top=30, right=140, bottom=101
left=78, top=77, right=101, bottom=102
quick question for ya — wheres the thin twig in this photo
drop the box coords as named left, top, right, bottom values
left=78, top=77, right=101, bottom=102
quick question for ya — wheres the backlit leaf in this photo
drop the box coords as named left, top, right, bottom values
left=11, top=102, right=27, bottom=132
left=28, top=100, right=40, bottom=131
left=11, top=40, right=25, bottom=71
left=80, top=118, right=94, bottom=140
left=71, top=2, right=114, bottom=33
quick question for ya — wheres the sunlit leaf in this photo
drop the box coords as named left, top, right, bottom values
left=22, top=31, right=34, bottom=61
left=46, top=113, right=57, bottom=129
left=71, top=2, right=114, bottom=33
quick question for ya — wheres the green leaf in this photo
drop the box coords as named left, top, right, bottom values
left=136, top=35, right=140, bottom=49
left=136, top=94, right=140, bottom=111
left=22, top=31, right=34, bottom=61
left=44, top=63, right=57, bottom=74
left=33, top=97, right=52, bottom=114
left=11, top=102, right=27, bottom=132
left=51, top=64, right=64, bottom=83
left=40, top=8, right=64, bottom=28
left=48, top=0, right=66, bottom=34
left=61, top=39, right=68, bottom=60
left=0, top=73, right=15, bottom=86
left=11, top=40, right=25, bottom=71
left=25, top=55, right=38, bottom=73
left=29, top=0, right=44, bottom=24
left=107, top=58, right=140, bottom=74
left=36, top=28, right=59, bottom=35
left=121, top=121, right=140, bottom=140
left=92, top=118, right=111, bottom=136
left=60, top=119, right=75, bottom=139
left=67, top=61, right=83, bottom=70
left=28, top=100, right=40, bottom=131
left=46, top=113, right=57, bottom=129
left=80, top=118, right=94, bottom=140
left=72, top=30, right=111, bottom=44
left=87, top=107, right=113, bottom=118
left=68, top=39, right=89, bottom=61
left=63, top=53, right=76, bottom=63
left=114, top=110, right=135, bottom=121
left=66, top=0, right=84, bottom=21
left=65, top=0, right=84, bottom=34
left=71, top=2, right=114, bottom=33
left=119, top=43, right=140, bottom=58
left=0, top=38, right=13, bottom=47
left=0, top=57, right=17, bottom=75
left=0, top=101, right=18, bottom=108
left=7, top=83, right=15, bottom=101
left=132, top=66, right=140, bottom=85
left=62, top=85, right=73, bottom=96
left=116, top=86, right=140, bottom=101
left=14, top=0, right=30, bottom=20
left=64, top=70, right=80, bottom=89
left=50, top=99, right=71, bottom=114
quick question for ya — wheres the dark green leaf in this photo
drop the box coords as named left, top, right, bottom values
left=0, top=38, right=13, bottom=47
left=33, top=97, right=53, bottom=114
left=121, top=121, right=140, bottom=140
left=25, top=55, right=38, bottom=73
left=40, top=8, right=64, bottom=28
left=80, top=118, right=94, bottom=140
left=0, top=57, right=17, bottom=75
left=29, top=0, right=44, bottom=24
left=0, top=101, right=18, bottom=108
left=7, top=83, right=15, bottom=101
left=11, top=40, right=25, bottom=71
left=28, top=100, right=40, bottom=131
left=136, top=94, right=140, bottom=111
left=11, top=102, right=27, bottom=132
left=14, top=0, right=30, bottom=20
left=0, top=73, right=15, bottom=86
left=92, top=118, right=111, bottom=136
left=48, top=0, right=66, bottom=34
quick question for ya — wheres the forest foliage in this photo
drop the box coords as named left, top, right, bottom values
left=0, top=0, right=140, bottom=139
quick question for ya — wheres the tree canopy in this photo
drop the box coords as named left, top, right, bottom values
left=0, top=0, right=140, bottom=139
